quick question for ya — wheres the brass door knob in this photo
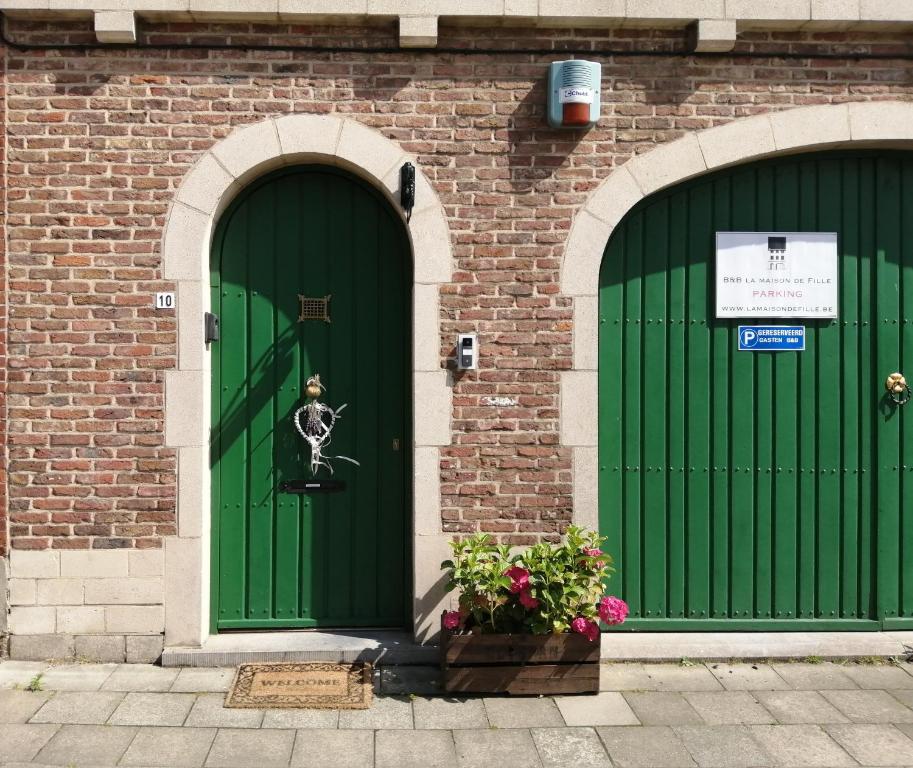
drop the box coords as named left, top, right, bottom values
left=886, top=372, right=911, bottom=405
left=886, top=372, right=907, bottom=393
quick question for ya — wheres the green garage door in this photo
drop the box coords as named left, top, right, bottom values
left=210, top=166, right=410, bottom=631
left=599, top=151, right=913, bottom=630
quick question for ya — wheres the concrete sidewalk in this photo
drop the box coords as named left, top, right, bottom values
left=3, top=659, right=913, bottom=766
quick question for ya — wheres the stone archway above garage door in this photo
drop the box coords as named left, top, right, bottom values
left=559, top=100, right=913, bottom=530
left=159, top=114, right=454, bottom=648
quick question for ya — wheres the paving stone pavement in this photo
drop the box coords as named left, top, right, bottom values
left=3, top=659, right=913, bottom=766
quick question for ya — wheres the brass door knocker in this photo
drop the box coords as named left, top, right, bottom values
left=292, top=374, right=360, bottom=475
left=886, top=372, right=911, bottom=406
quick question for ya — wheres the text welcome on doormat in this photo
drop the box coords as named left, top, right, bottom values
left=225, top=662, right=373, bottom=709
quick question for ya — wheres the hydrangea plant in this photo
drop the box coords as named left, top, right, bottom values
left=440, top=525, right=628, bottom=640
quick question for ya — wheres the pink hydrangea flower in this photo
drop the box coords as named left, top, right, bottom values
left=571, top=616, right=600, bottom=642
left=504, top=566, right=530, bottom=594
left=582, top=547, right=606, bottom=569
left=518, top=589, right=539, bottom=610
left=598, top=595, right=629, bottom=626
left=442, top=611, right=461, bottom=630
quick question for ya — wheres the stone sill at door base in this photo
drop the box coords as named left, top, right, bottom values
left=162, top=629, right=913, bottom=667
left=161, top=630, right=438, bottom=667
left=601, top=630, right=913, bottom=662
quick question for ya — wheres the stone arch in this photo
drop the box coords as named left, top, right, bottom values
left=559, top=101, right=913, bottom=529
left=160, top=115, right=453, bottom=647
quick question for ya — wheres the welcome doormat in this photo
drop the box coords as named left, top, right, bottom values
left=225, top=662, right=373, bottom=709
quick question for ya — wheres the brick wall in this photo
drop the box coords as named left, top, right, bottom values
left=4, top=18, right=913, bottom=552
left=1, top=35, right=8, bottom=655
left=0, top=37, right=7, bottom=563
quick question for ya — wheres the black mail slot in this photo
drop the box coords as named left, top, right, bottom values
left=279, top=479, right=346, bottom=494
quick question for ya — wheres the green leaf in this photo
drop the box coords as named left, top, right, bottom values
left=440, top=526, right=619, bottom=634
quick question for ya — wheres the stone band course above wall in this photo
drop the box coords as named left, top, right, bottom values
left=2, top=0, right=912, bottom=29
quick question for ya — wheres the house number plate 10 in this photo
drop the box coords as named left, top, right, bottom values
left=155, top=292, right=175, bottom=310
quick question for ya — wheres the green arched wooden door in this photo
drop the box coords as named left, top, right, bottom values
left=599, top=151, right=913, bottom=630
left=210, top=166, right=410, bottom=630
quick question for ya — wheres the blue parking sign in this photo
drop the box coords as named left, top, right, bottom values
left=738, top=326, right=805, bottom=351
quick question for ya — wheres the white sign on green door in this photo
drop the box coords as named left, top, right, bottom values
left=715, top=232, right=839, bottom=318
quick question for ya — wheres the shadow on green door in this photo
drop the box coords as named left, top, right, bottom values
left=209, top=165, right=412, bottom=631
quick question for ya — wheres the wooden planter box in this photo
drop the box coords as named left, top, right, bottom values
left=440, top=627, right=600, bottom=695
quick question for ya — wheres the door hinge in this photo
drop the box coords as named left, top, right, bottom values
left=205, top=312, right=220, bottom=344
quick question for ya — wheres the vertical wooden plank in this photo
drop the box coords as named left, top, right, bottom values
left=296, top=172, right=320, bottom=621
left=351, top=190, right=381, bottom=621
left=686, top=182, right=712, bottom=621
left=876, top=156, right=902, bottom=623
left=245, top=182, right=277, bottom=621
left=642, top=200, right=669, bottom=619
left=772, top=161, right=799, bottom=621
left=599, top=225, right=625, bottom=601
left=839, top=157, right=861, bottom=619
left=710, top=177, right=731, bottom=619
left=301, top=170, right=336, bottom=622
left=728, top=167, right=756, bottom=620
left=327, top=173, right=356, bottom=621
left=816, top=157, right=842, bottom=620
left=857, top=158, right=876, bottom=621
left=666, top=193, right=688, bottom=620
left=273, top=173, right=303, bottom=622
left=209, top=229, right=224, bottom=633
left=753, top=164, right=776, bottom=620
left=623, top=214, right=644, bottom=617
left=375, top=211, right=408, bottom=624
left=900, top=157, right=913, bottom=620
left=216, top=202, right=250, bottom=624
left=312, top=172, right=343, bottom=621
left=797, top=160, right=818, bottom=621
